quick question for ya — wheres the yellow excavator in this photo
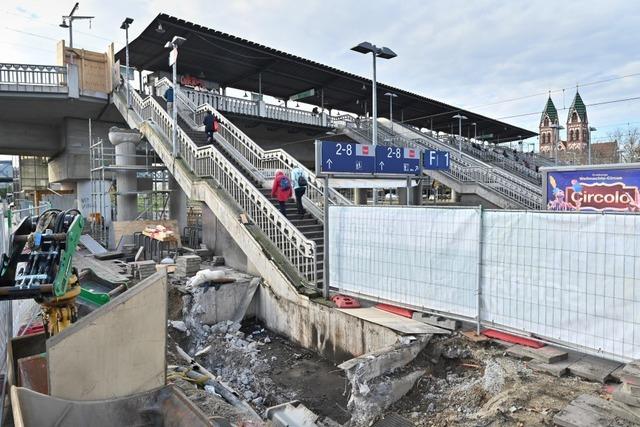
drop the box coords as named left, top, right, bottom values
left=0, top=209, right=84, bottom=336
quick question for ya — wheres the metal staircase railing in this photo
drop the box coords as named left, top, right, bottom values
left=116, top=80, right=318, bottom=285
left=347, top=119, right=542, bottom=209
left=155, top=78, right=351, bottom=221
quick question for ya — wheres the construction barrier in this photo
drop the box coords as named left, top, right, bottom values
left=329, top=205, right=640, bottom=362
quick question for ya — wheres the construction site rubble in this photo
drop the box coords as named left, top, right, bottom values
left=176, top=254, right=202, bottom=277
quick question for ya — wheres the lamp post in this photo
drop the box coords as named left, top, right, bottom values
left=120, top=18, right=133, bottom=110
left=59, top=3, right=94, bottom=48
left=588, top=126, right=597, bottom=165
left=165, top=36, right=187, bottom=158
left=452, top=114, right=467, bottom=155
left=384, top=92, right=398, bottom=138
left=352, top=42, right=397, bottom=206
left=471, top=122, right=477, bottom=141
left=550, top=124, right=564, bottom=165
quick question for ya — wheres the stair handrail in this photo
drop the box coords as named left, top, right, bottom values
left=116, top=80, right=318, bottom=285
left=351, top=120, right=542, bottom=209
left=154, top=78, right=351, bottom=213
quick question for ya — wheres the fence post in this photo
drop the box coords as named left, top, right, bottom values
left=475, top=205, right=483, bottom=335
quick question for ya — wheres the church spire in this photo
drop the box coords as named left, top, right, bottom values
left=540, top=95, right=558, bottom=125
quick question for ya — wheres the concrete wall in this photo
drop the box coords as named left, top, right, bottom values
left=202, top=204, right=257, bottom=275
left=46, top=272, right=167, bottom=400
left=254, top=287, right=399, bottom=363
left=48, top=118, right=115, bottom=183
left=0, top=121, right=60, bottom=156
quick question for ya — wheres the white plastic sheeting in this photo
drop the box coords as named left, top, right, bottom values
left=329, top=206, right=640, bottom=361
left=329, top=206, right=479, bottom=319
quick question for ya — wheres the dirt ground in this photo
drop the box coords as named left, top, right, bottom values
left=391, top=335, right=602, bottom=426
left=167, top=283, right=615, bottom=426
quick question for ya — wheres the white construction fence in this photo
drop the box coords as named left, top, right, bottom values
left=329, top=205, right=640, bottom=362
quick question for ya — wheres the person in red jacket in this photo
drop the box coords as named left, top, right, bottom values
left=271, top=170, right=293, bottom=218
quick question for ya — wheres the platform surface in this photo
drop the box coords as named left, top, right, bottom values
left=338, top=307, right=449, bottom=335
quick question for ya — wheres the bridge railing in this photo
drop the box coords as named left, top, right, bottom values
left=155, top=78, right=351, bottom=220
left=118, top=80, right=318, bottom=286
left=0, top=63, right=67, bottom=92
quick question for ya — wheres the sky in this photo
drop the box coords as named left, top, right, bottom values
left=1, top=0, right=639, bottom=147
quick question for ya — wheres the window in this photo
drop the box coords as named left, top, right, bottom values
left=576, top=129, right=580, bottom=141
left=543, top=118, right=549, bottom=127
left=572, top=112, right=578, bottom=123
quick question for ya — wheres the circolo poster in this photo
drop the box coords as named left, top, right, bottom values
left=547, top=168, right=640, bottom=212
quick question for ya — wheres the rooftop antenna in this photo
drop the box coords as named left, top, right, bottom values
left=60, top=2, right=94, bottom=48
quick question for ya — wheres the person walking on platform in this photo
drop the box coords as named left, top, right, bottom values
left=271, top=170, right=292, bottom=218
left=291, top=166, right=308, bottom=216
left=164, top=86, right=174, bottom=113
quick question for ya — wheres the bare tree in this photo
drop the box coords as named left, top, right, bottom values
left=609, top=127, right=640, bottom=163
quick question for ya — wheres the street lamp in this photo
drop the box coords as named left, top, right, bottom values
left=452, top=114, right=467, bottom=155
left=550, top=124, right=564, bottom=165
left=352, top=42, right=396, bottom=207
left=351, top=42, right=397, bottom=147
left=471, top=122, right=477, bottom=141
left=165, top=36, right=187, bottom=158
left=60, top=3, right=94, bottom=48
left=120, top=17, right=133, bottom=110
left=384, top=92, right=398, bottom=137
left=588, top=126, right=597, bottom=165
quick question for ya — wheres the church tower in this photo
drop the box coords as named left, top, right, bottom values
left=539, top=96, right=559, bottom=156
left=566, top=91, right=589, bottom=152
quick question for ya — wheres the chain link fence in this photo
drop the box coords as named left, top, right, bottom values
left=329, top=205, right=640, bottom=362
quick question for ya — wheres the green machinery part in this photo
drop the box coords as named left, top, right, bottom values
left=52, top=214, right=85, bottom=297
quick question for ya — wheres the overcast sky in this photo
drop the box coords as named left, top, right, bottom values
left=1, top=0, right=639, bottom=145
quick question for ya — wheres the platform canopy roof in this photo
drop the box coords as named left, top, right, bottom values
left=117, top=14, right=536, bottom=143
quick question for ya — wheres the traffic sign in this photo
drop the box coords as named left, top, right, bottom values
left=423, top=150, right=450, bottom=170
left=375, top=145, right=421, bottom=175
left=319, top=141, right=375, bottom=175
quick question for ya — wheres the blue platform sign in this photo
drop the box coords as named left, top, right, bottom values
left=375, top=145, right=421, bottom=175
left=320, top=141, right=376, bottom=174
left=423, top=150, right=450, bottom=170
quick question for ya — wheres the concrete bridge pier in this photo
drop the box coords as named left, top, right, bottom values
left=109, top=127, right=142, bottom=221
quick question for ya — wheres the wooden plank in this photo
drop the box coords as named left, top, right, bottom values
left=554, top=401, right=615, bottom=427
left=482, top=329, right=544, bottom=348
left=573, top=394, right=640, bottom=423
left=506, top=344, right=568, bottom=364
left=113, top=220, right=181, bottom=247
left=461, top=331, right=489, bottom=343
left=568, top=355, right=622, bottom=383
left=337, top=308, right=450, bottom=335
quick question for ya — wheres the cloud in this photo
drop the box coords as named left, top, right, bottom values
left=0, top=0, right=638, bottom=143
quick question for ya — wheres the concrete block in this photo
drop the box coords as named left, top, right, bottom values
left=506, top=344, right=568, bottom=364
left=530, top=352, right=583, bottom=378
left=613, top=384, right=640, bottom=407
left=339, top=336, right=430, bottom=383
left=47, top=272, right=167, bottom=400
left=411, top=312, right=460, bottom=331
left=568, top=355, right=622, bottom=383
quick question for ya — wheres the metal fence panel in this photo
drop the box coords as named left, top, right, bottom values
left=482, top=211, right=640, bottom=360
left=329, top=206, right=479, bottom=318
left=329, top=205, right=640, bottom=361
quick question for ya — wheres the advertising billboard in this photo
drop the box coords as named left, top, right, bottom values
left=545, top=166, right=640, bottom=212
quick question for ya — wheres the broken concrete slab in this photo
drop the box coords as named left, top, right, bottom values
left=568, top=355, right=623, bottom=383
left=506, top=344, right=568, bottom=364
left=554, top=394, right=640, bottom=427
left=412, top=312, right=460, bottom=331
left=349, top=369, right=426, bottom=427
left=530, top=351, right=583, bottom=378
left=47, top=272, right=167, bottom=400
left=337, top=307, right=449, bottom=335
left=339, top=335, right=431, bottom=383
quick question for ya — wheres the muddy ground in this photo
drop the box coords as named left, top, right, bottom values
left=167, top=282, right=615, bottom=426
